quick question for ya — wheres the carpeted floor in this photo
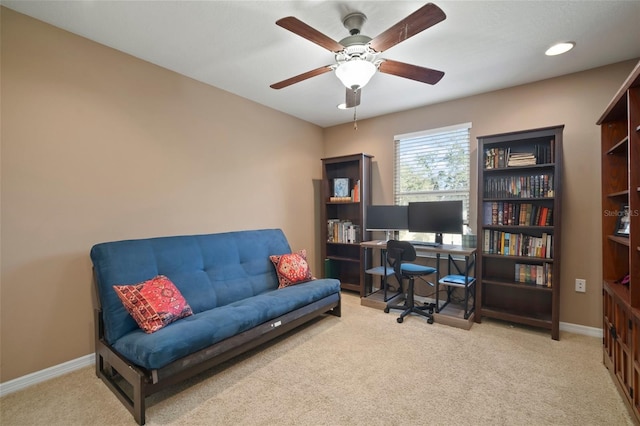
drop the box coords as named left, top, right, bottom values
left=0, top=292, right=633, bottom=425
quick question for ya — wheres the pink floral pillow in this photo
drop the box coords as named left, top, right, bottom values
left=269, top=250, right=315, bottom=289
left=113, top=275, right=193, bottom=333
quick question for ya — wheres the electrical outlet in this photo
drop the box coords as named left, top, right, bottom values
left=575, top=278, right=586, bottom=293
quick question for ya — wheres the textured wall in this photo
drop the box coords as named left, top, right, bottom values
left=1, top=7, right=323, bottom=381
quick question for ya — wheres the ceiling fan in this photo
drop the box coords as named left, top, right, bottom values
left=270, top=2, right=447, bottom=109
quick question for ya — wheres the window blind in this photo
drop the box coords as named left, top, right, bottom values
left=394, top=122, right=471, bottom=223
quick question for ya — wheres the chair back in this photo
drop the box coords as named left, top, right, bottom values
left=386, top=240, right=417, bottom=262
left=386, top=240, right=417, bottom=283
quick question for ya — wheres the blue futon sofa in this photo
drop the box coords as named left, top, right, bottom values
left=90, top=229, right=341, bottom=425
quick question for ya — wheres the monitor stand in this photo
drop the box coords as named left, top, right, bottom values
left=435, top=233, right=443, bottom=246
left=385, top=230, right=394, bottom=242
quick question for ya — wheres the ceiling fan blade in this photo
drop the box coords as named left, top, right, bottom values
left=369, top=3, right=446, bottom=53
left=270, top=65, right=334, bottom=89
left=345, top=88, right=361, bottom=108
left=379, top=59, right=444, bottom=85
left=276, top=17, right=344, bottom=52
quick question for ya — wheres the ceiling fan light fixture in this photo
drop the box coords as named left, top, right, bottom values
left=545, top=41, right=575, bottom=56
left=335, top=60, right=376, bottom=90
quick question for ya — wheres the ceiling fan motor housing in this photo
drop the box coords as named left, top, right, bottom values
left=342, top=12, right=367, bottom=35
left=338, top=13, right=376, bottom=65
left=336, top=37, right=377, bottom=65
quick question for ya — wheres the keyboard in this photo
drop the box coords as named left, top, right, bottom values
left=410, top=241, right=440, bottom=247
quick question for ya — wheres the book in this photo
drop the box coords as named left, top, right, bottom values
left=483, top=202, right=493, bottom=225
left=536, top=265, right=544, bottom=285
left=352, top=180, right=360, bottom=202
left=504, top=233, right=510, bottom=255
left=546, top=234, right=552, bottom=258
left=484, top=229, right=491, bottom=253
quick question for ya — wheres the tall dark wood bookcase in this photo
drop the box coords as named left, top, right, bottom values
left=321, top=153, right=372, bottom=295
left=476, top=125, right=564, bottom=340
left=598, top=60, right=640, bottom=423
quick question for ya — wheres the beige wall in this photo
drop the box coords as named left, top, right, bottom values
left=323, top=58, right=638, bottom=330
left=0, top=8, right=324, bottom=382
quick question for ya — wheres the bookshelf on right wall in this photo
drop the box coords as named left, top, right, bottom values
left=598, top=60, right=640, bottom=422
left=476, top=125, right=564, bottom=340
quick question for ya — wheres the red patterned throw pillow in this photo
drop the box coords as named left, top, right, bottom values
left=269, top=250, right=315, bottom=289
left=113, top=275, right=193, bottom=333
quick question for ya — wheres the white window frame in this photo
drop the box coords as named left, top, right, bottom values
left=394, top=122, right=472, bottom=245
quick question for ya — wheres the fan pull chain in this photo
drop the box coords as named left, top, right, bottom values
left=353, top=107, right=358, bottom=130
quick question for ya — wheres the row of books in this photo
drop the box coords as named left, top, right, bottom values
left=483, top=230, right=553, bottom=258
left=483, top=202, right=553, bottom=226
left=484, top=174, right=554, bottom=199
left=327, top=219, right=360, bottom=244
left=515, top=262, right=553, bottom=287
left=484, top=140, right=555, bottom=169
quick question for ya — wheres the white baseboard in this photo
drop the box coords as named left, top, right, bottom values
left=0, top=321, right=603, bottom=397
left=0, top=354, right=94, bottom=397
left=560, top=321, right=603, bottom=338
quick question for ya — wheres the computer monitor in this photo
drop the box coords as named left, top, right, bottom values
left=366, top=205, right=409, bottom=241
left=407, top=200, right=463, bottom=245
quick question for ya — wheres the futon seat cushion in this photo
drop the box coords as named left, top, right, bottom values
left=112, top=278, right=340, bottom=370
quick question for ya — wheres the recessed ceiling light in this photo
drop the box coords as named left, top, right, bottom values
left=545, top=42, right=575, bottom=56
left=337, top=103, right=349, bottom=110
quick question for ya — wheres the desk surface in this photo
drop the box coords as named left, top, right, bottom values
left=361, top=240, right=477, bottom=256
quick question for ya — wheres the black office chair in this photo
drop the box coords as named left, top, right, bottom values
left=383, top=240, right=437, bottom=324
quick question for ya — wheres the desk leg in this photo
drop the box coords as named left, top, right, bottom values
left=381, top=249, right=387, bottom=300
left=435, top=253, right=441, bottom=312
left=463, top=253, right=477, bottom=320
left=460, top=253, right=476, bottom=320
left=464, top=255, right=470, bottom=319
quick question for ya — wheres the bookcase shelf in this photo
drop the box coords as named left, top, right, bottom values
left=483, top=225, right=554, bottom=232
left=480, top=307, right=551, bottom=326
left=483, top=163, right=556, bottom=172
left=608, top=189, right=630, bottom=198
left=476, top=125, right=563, bottom=340
left=606, top=136, right=629, bottom=155
left=482, top=278, right=554, bottom=292
left=326, top=201, right=360, bottom=205
left=325, top=255, right=360, bottom=262
left=321, top=154, right=372, bottom=296
left=607, top=235, right=631, bottom=247
left=480, top=253, right=554, bottom=262
left=598, top=60, right=640, bottom=423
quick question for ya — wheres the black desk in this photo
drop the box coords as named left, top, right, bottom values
left=361, top=241, right=477, bottom=317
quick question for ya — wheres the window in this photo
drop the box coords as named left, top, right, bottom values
left=394, top=122, right=471, bottom=244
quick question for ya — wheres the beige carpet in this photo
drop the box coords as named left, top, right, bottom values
left=0, top=292, right=633, bottom=425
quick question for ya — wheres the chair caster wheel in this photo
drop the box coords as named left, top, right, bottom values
left=384, top=307, right=390, bottom=313
left=397, top=317, right=403, bottom=323
left=427, top=318, right=434, bottom=324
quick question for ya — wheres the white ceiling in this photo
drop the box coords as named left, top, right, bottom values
left=4, top=1, right=640, bottom=128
